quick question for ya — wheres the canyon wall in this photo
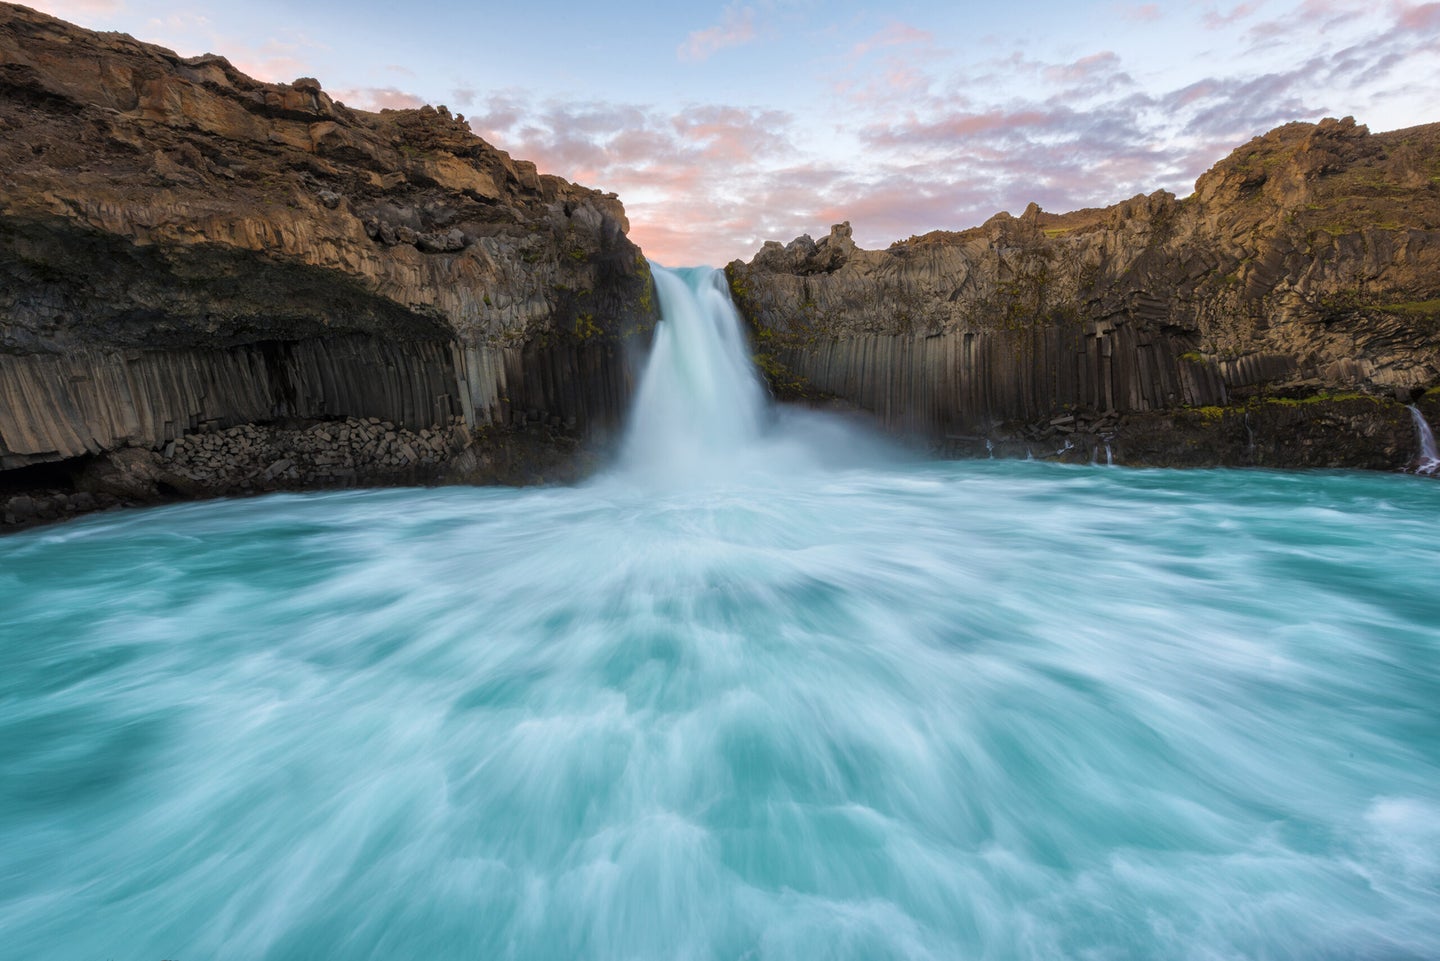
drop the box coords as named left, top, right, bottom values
left=1, top=2, right=653, bottom=526
left=728, top=117, right=1440, bottom=467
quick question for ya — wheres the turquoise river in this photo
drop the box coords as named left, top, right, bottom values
left=2, top=268, right=1438, bottom=960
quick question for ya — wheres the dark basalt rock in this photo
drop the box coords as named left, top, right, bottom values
left=0, top=2, right=657, bottom=529
left=728, top=118, right=1440, bottom=469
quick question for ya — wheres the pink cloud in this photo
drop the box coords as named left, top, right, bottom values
left=25, top=0, right=122, bottom=20
left=671, top=106, right=790, bottom=161
left=1115, top=3, right=1163, bottom=20
left=678, top=5, right=756, bottom=63
left=831, top=19, right=949, bottom=109
left=1394, top=1, right=1440, bottom=29
left=862, top=108, right=1054, bottom=149
left=811, top=180, right=983, bottom=247
left=1278, top=0, right=1367, bottom=29
left=1202, top=1, right=1264, bottom=29
left=849, top=22, right=934, bottom=59
left=1045, top=51, right=1123, bottom=84
left=629, top=214, right=758, bottom=268
left=57, top=8, right=334, bottom=89
left=1172, top=79, right=1220, bottom=106
left=331, top=86, right=428, bottom=111
left=229, top=40, right=314, bottom=84
left=833, top=62, right=945, bottom=109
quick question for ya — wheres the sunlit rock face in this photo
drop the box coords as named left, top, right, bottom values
left=728, top=118, right=1440, bottom=467
left=0, top=2, right=654, bottom=521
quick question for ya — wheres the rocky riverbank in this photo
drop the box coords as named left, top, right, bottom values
left=0, top=410, right=605, bottom=531
left=934, top=391, right=1440, bottom=470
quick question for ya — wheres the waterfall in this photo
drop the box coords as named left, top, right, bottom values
left=620, top=265, right=769, bottom=481
left=616, top=264, right=902, bottom=484
left=1408, top=404, right=1439, bottom=475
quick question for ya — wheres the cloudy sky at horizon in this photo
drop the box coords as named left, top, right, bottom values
left=26, top=0, right=1440, bottom=265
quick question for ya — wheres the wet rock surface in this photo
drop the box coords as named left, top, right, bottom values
left=1, top=413, right=599, bottom=532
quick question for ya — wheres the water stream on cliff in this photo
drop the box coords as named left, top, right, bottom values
left=3, top=270, right=1439, bottom=961
left=1408, top=404, right=1439, bottom=475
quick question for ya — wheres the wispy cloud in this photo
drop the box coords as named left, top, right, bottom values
left=226, top=36, right=322, bottom=83
left=33, top=3, right=335, bottom=86
left=331, top=86, right=428, bottom=110
left=26, top=0, right=124, bottom=19
left=1114, top=3, right=1163, bottom=20
left=460, top=0, right=1439, bottom=265
left=849, top=22, right=934, bottom=59
left=678, top=4, right=757, bottom=62
left=1395, top=0, right=1440, bottom=30
left=1202, top=1, right=1265, bottom=29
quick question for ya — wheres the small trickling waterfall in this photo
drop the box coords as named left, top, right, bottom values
left=1408, top=404, right=1439, bottom=475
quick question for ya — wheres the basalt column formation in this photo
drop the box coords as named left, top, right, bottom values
left=728, top=118, right=1440, bottom=468
left=0, top=3, right=655, bottom=526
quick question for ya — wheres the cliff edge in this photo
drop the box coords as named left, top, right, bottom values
left=729, top=117, right=1440, bottom=468
left=0, top=3, right=656, bottom=527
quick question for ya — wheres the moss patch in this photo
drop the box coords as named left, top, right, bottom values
left=1260, top=392, right=1371, bottom=407
left=1375, top=299, right=1440, bottom=318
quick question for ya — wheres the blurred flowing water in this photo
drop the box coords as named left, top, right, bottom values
left=1409, top=405, right=1439, bottom=475
left=2, top=269, right=1439, bottom=960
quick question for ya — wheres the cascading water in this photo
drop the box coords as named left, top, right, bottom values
left=1408, top=404, right=1439, bottom=474
left=620, top=265, right=769, bottom=480
left=618, top=263, right=895, bottom=481
left=3, top=269, right=1440, bottom=961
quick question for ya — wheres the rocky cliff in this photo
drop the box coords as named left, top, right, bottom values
left=728, top=117, right=1440, bottom=468
left=1, top=2, right=654, bottom=527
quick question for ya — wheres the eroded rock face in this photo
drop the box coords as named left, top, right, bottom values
left=0, top=2, right=655, bottom=525
left=728, top=118, right=1440, bottom=467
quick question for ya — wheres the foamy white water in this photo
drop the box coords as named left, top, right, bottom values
left=2, top=271, right=1438, bottom=960
left=1409, top=404, right=1439, bottom=474
left=621, top=265, right=769, bottom=482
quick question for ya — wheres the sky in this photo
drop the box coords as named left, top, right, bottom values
left=26, top=0, right=1440, bottom=265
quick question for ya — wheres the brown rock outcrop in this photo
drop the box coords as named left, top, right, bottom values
left=0, top=1, right=653, bottom=523
left=729, top=117, right=1440, bottom=468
